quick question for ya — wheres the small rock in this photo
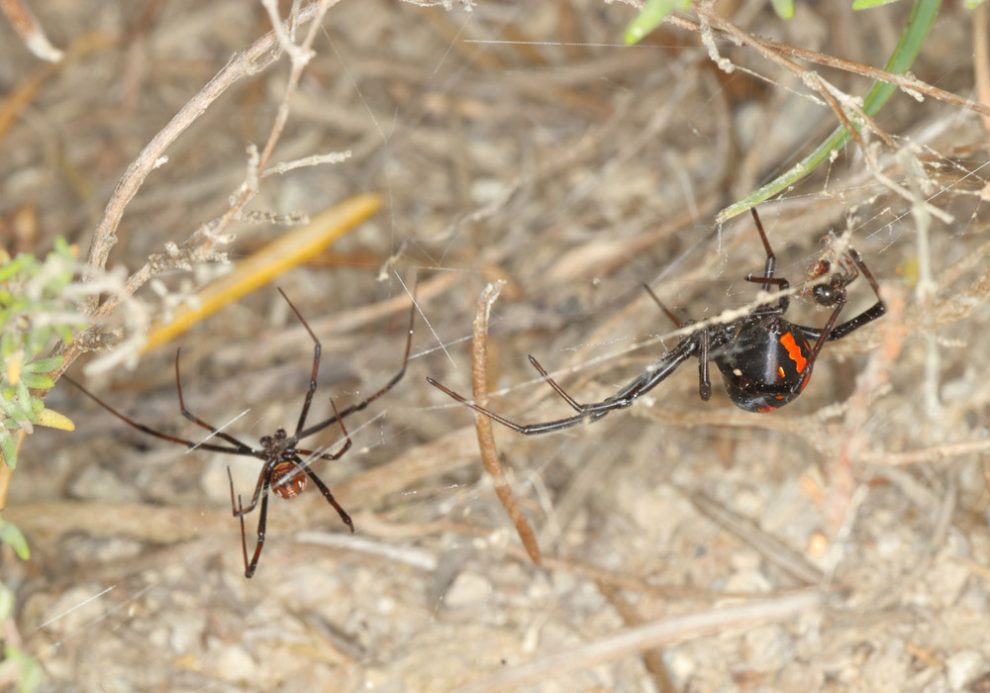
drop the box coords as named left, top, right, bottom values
left=443, top=571, right=491, bottom=608
left=947, top=650, right=987, bottom=690
left=214, top=643, right=257, bottom=683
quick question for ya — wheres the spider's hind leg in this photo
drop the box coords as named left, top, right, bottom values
left=226, top=465, right=271, bottom=579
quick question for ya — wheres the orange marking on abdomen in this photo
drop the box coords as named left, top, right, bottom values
left=779, top=332, right=808, bottom=373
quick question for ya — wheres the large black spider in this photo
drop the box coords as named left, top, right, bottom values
left=428, top=209, right=885, bottom=434
left=66, top=288, right=415, bottom=577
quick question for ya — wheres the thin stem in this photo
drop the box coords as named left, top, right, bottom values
left=714, top=0, right=942, bottom=221
left=470, top=281, right=542, bottom=565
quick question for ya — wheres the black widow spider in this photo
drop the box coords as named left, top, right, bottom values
left=65, top=288, right=416, bottom=578
left=427, top=209, right=885, bottom=434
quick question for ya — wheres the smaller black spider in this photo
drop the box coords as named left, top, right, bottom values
left=66, top=288, right=415, bottom=577
left=427, top=209, right=885, bottom=433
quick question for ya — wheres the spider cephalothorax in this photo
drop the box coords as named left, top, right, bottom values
left=428, top=209, right=885, bottom=432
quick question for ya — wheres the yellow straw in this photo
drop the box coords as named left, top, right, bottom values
left=141, top=193, right=382, bottom=353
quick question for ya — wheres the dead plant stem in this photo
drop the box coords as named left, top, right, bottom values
left=470, top=281, right=542, bottom=565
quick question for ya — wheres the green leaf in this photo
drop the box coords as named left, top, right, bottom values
left=0, top=520, right=30, bottom=560
left=0, top=394, right=17, bottom=418
left=0, top=521, right=29, bottom=561
left=0, top=255, right=32, bottom=282
left=853, top=0, right=902, bottom=8
left=23, top=356, right=62, bottom=374
left=14, top=381, right=33, bottom=419
left=964, top=0, right=986, bottom=7
left=624, top=0, right=692, bottom=45
left=20, top=373, right=54, bottom=390
left=771, top=0, right=795, bottom=19
left=0, top=393, right=30, bottom=428
left=0, top=428, right=17, bottom=469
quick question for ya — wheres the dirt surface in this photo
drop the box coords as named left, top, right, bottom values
left=3, top=1, right=990, bottom=691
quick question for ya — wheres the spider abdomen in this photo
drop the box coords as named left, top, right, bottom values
left=271, top=461, right=308, bottom=499
left=714, top=317, right=813, bottom=413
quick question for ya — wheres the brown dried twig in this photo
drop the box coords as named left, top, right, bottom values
left=59, top=0, right=341, bottom=377
left=596, top=581, right=677, bottom=693
left=452, top=590, right=823, bottom=693
left=83, top=0, right=336, bottom=284
left=662, top=7, right=990, bottom=120
left=0, top=0, right=63, bottom=62
left=470, top=281, right=542, bottom=565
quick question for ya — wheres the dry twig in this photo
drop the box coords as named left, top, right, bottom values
left=0, top=0, right=63, bottom=62
left=662, top=8, right=990, bottom=120
left=62, top=0, right=342, bottom=375
left=452, top=591, right=823, bottom=693
left=469, top=281, right=542, bottom=565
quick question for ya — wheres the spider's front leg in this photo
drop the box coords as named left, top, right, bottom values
left=274, top=288, right=324, bottom=437
left=821, top=248, right=886, bottom=342
left=801, top=247, right=886, bottom=344
left=174, top=348, right=254, bottom=452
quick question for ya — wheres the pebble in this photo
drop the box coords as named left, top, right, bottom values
left=946, top=650, right=987, bottom=690
left=443, top=571, right=492, bottom=608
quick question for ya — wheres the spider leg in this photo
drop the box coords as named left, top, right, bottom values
left=234, top=492, right=249, bottom=573
left=174, top=349, right=253, bottom=452
left=825, top=301, right=886, bottom=341
left=299, top=461, right=354, bottom=532
left=802, top=248, right=886, bottom=343
left=526, top=355, right=584, bottom=413
left=296, top=400, right=353, bottom=461
left=295, top=288, right=417, bottom=441
left=750, top=207, right=777, bottom=290
left=227, top=465, right=270, bottom=578
left=803, top=295, right=848, bottom=374
left=228, top=461, right=272, bottom=516
left=605, top=335, right=701, bottom=404
left=64, top=376, right=254, bottom=456
left=426, top=338, right=698, bottom=436
left=823, top=248, right=885, bottom=341
left=641, top=283, right=684, bottom=328
left=426, top=377, right=602, bottom=434
left=243, top=490, right=270, bottom=578
left=275, top=288, right=324, bottom=437
left=744, top=275, right=790, bottom=312
left=697, top=327, right=712, bottom=400
left=640, top=284, right=712, bottom=400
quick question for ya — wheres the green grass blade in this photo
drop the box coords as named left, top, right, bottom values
left=853, top=0, right=903, bottom=9
left=718, top=0, right=941, bottom=222
left=624, top=0, right=691, bottom=45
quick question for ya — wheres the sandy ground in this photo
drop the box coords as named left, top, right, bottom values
left=3, top=1, right=990, bottom=690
